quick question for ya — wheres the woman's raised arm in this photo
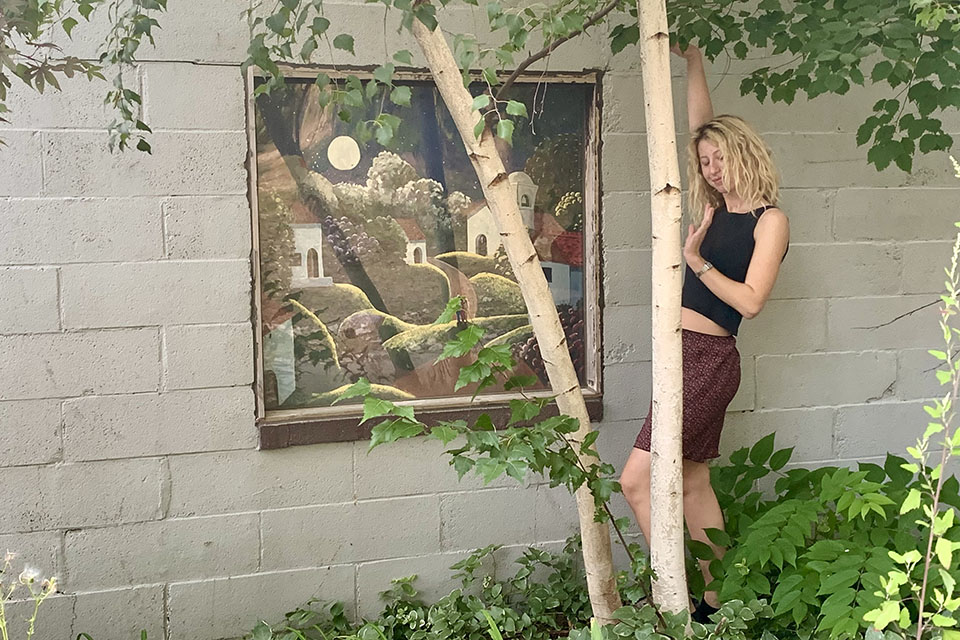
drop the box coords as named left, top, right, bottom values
left=672, top=44, right=714, bottom=131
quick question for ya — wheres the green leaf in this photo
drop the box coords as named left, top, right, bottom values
left=252, top=621, right=272, bottom=640
left=428, top=425, right=459, bottom=445
left=135, top=139, right=152, bottom=153
left=393, top=49, right=414, bottom=65
left=472, top=94, right=492, bottom=111
left=333, top=34, right=355, bottom=55
left=373, top=63, right=395, bottom=86
left=704, top=527, right=731, bottom=547
left=505, top=100, right=528, bottom=118
left=473, top=117, right=486, bottom=139
left=901, top=488, right=922, bottom=514
left=62, top=17, right=79, bottom=38
left=750, top=433, right=776, bottom=466
left=308, top=16, right=329, bottom=35
left=334, top=378, right=371, bottom=404
left=434, top=297, right=463, bottom=325
left=769, top=447, right=793, bottom=471
left=496, top=119, right=514, bottom=146
left=938, top=536, right=954, bottom=569
left=362, top=397, right=395, bottom=423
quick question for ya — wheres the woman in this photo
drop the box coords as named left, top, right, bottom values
left=618, top=43, right=790, bottom=619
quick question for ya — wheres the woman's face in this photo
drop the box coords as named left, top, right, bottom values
left=697, top=138, right=727, bottom=194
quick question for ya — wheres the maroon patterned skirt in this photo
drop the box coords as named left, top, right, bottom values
left=634, top=329, right=741, bottom=463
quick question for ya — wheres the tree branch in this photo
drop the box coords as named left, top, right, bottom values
left=852, top=299, right=938, bottom=330
left=494, top=0, right=622, bottom=101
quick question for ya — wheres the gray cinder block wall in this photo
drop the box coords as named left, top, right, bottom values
left=1, top=1, right=958, bottom=638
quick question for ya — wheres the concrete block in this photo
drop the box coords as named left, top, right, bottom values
left=826, top=295, right=940, bottom=351
left=766, top=133, right=958, bottom=189
left=167, top=566, right=356, bottom=640
left=728, top=354, right=755, bottom=412
left=145, top=63, right=246, bottom=130
left=834, top=189, right=960, bottom=242
left=43, top=131, right=247, bottom=197
left=756, top=351, right=897, bottom=409
left=261, top=495, right=440, bottom=570
left=63, top=388, right=255, bottom=461
left=772, top=243, right=901, bottom=299
left=440, top=487, right=536, bottom=551
left=0, top=267, right=60, bottom=334
left=164, top=323, right=254, bottom=390
left=602, top=361, right=652, bottom=423
left=0, top=132, right=42, bottom=196
left=602, top=191, right=651, bottom=251
left=0, top=329, right=159, bottom=400
left=721, top=407, right=835, bottom=464
left=603, top=305, right=651, bottom=366
left=601, top=73, right=646, bottom=135
left=897, top=348, right=947, bottom=401
left=57, top=0, right=250, bottom=64
left=776, top=189, right=834, bottom=244
left=902, top=241, right=955, bottom=295
left=356, top=552, right=467, bottom=619
left=0, top=198, right=163, bottom=264
left=0, top=531, right=61, bottom=577
left=354, top=436, right=512, bottom=500
left=64, top=513, right=259, bottom=590
left=0, top=400, right=61, bottom=467
left=595, top=418, right=644, bottom=476
left=533, top=485, right=579, bottom=543
left=163, top=196, right=252, bottom=260
left=167, top=443, right=353, bottom=517
left=603, top=250, right=651, bottom=307
left=737, top=299, right=828, bottom=356
left=1, top=593, right=74, bottom=639
left=602, top=135, right=649, bottom=192
left=0, top=71, right=112, bottom=130
left=0, top=458, right=162, bottom=532
left=834, top=401, right=929, bottom=458
left=61, top=260, right=250, bottom=328
left=72, top=586, right=165, bottom=640
left=710, top=77, right=888, bottom=135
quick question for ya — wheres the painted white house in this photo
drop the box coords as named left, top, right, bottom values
left=289, top=202, right=333, bottom=287
left=466, top=171, right=538, bottom=256
left=394, top=218, right=428, bottom=265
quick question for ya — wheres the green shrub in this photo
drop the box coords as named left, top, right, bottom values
left=382, top=314, right=528, bottom=357
left=485, top=324, right=533, bottom=348
left=294, top=283, right=374, bottom=330
left=470, top=273, right=526, bottom=316
left=435, top=251, right=497, bottom=278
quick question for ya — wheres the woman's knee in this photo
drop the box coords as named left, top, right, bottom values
left=620, top=449, right=651, bottom=503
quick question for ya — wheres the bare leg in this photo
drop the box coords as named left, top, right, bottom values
left=620, top=447, right=652, bottom=544
left=682, top=459, right=725, bottom=607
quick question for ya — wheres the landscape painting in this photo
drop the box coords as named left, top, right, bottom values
left=254, top=74, right=595, bottom=413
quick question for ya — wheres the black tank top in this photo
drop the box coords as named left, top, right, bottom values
left=681, top=204, right=784, bottom=336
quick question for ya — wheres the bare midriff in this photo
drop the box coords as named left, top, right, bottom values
left=681, top=306, right=732, bottom=337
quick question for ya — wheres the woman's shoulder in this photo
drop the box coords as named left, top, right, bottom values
left=757, top=206, right=788, bottom=227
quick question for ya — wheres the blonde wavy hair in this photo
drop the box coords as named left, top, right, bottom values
left=688, top=115, right=779, bottom=224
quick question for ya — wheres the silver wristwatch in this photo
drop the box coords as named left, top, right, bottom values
left=695, top=261, right=714, bottom=278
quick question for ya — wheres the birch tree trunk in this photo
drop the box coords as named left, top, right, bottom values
left=410, top=16, right=622, bottom=623
left=635, top=0, right=689, bottom=615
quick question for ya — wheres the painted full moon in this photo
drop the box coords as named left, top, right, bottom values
left=327, top=135, right=361, bottom=171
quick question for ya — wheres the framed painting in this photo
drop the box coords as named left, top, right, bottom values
left=247, top=67, right=603, bottom=446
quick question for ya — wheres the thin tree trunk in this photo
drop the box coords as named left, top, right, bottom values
left=410, top=16, right=622, bottom=623
left=635, top=0, right=689, bottom=615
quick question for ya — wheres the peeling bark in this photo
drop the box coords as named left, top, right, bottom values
left=636, top=0, right=689, bottom=615
left=410, top=16, right=622, bottom=622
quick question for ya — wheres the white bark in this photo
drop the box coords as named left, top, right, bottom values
left=410, top=17, right=622, bottom=622
left=635, top=0, right=689, bottom=615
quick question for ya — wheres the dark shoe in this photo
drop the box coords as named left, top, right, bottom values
left=691, top=599, right=719, bottom=624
